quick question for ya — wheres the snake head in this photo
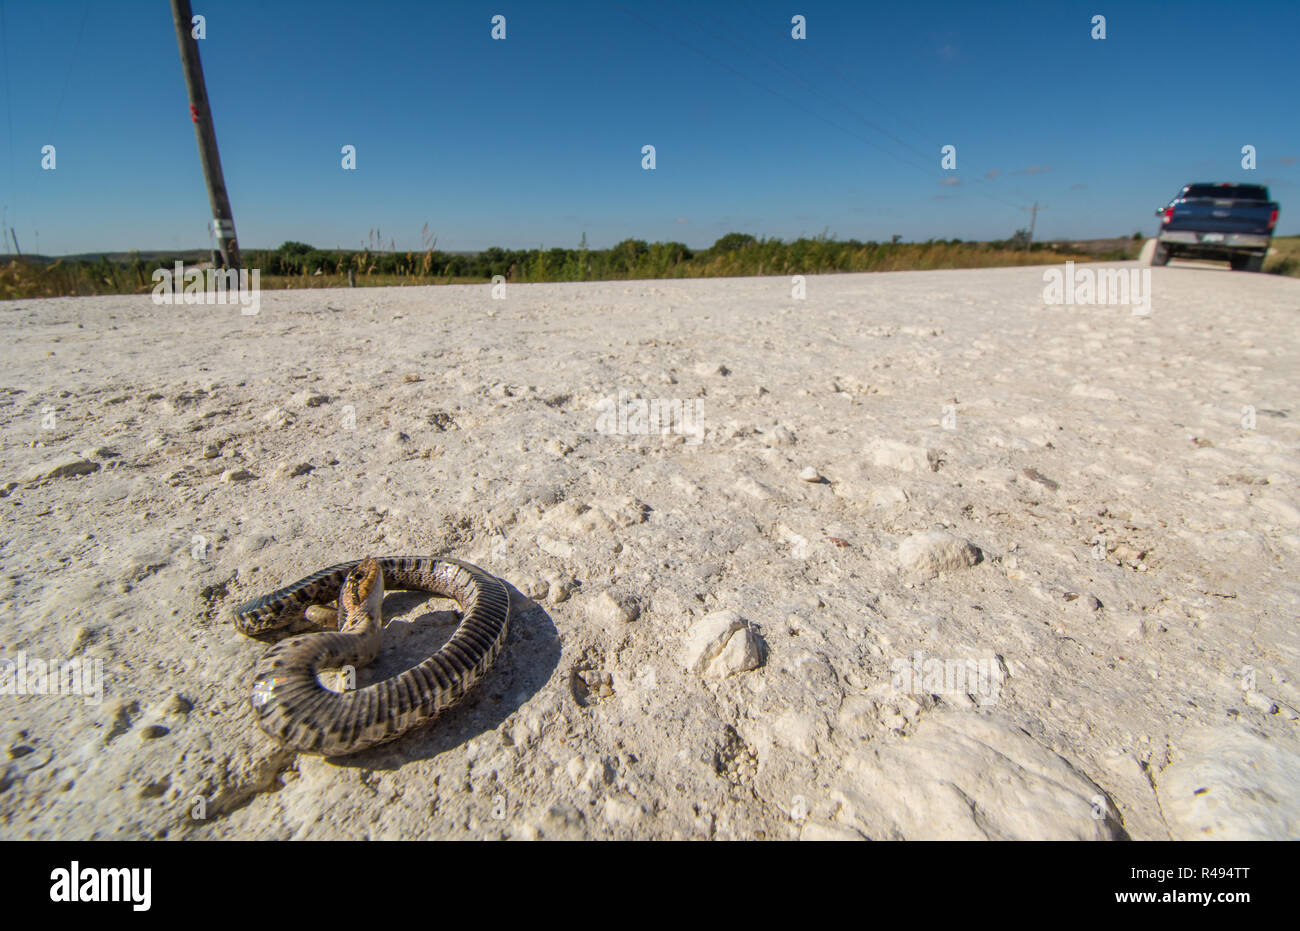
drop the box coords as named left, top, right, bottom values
left=338, top=557, right=385, bottom=631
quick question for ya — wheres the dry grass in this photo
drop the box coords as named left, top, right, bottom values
left=1264, top=236, right=1300, bottom=277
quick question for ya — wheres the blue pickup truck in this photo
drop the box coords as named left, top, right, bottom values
left=1152, top=182, right=1279, bottom=271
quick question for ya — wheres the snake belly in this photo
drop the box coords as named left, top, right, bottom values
left=234, top=556, right=510, bottom=756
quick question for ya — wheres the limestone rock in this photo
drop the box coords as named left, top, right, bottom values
left=833, top=713, right=1126, bottom=840
left=1156, top=726, right=1300, bottom=840
left=867, top=439, right=939, bottom=473
left=897, top=531, right=981, bottom=580
left=685, top=611, right=764, bottom=678
left=21, top=457, right=100, bottom=483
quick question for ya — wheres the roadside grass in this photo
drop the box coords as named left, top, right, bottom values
left=0, top=234, right=1208, bottom=301
left=1265, top=236, right=1300, bottom=277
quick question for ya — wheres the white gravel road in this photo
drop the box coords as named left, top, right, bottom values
left=1, top=260, right=1297, bottom=839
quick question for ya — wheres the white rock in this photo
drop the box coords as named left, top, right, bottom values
left=767, top=425, right=796, bottom=447
left=708, top=626, right=764, bottom=678
left=604, top=797, right=647, bottom=827
left=274, top=461, right=313, bottom=479
left=798, top=466, right=822, bottom=483
left=21, top=457, right=100, bottom=483
left=291, top=390, right=329, bottom=408
left=897, top=531, right=981, bottom=580
left=1243, top=690, right=1279, bottom=715
left=833, top=713, right=1125, bottom=840
left=262, top=407, right=293, bottom=427
left=868, top=485, right=908, bottom=508
left=588, top=591, right=640, bottom=626
left=866, top=439, right=939, bottom=472
left=1157, top=726, right=1300, bottom=840
left=685, top=611, right=745, bottom=673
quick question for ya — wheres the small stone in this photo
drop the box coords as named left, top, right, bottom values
left=685, top=611, right=746, bottom=673
left=866, top=439, right=939, bottom=473
left=798, top=466, right=823, bottom=483
left=1021, top=468, right=1059, bottom=491
left=710, top=629, right=763, bottom=677
left=291, top=390, right=329, bottom=408
left=694, top=362, right=729, bottom=377
left=685, top=611, right=764, bottom=678
left=522, top=578, right=549, bottom=601
left=766, top=425, right=797, bottom=447
left=221, top=468, right=255, bottom=483
left=604, top=797, right=646, bottom=827
left=544, top=574, right=572, bottom=603
left=897, top=531, right=981, bottom=580
left=140, top=724, right=169, bottom=740
left=868, top=486, right=908, bottom=508
left=1111, top=543, right=1145, bottom=566
left=201, top=444, right=221, bottom=460
left=402, top=374, right=422, bottom=383
left=21, top=457, right=100, bottom=483
left=275, top=461, right=313, bottom=479
left=262, top=407, right=293, bottom=427
left=1244, top=691, right=1279, bottom=715
left=589, top=591, right=640, bottom=626
left=67, top=626, right=97, bottom=653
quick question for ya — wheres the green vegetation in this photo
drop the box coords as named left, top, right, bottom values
left=1263, top=235, right=1300, bottom=277
left=0, top=232, right=1164, bottom=301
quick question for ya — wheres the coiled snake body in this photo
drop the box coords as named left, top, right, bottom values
left=233, top=556, right=510, bottom=756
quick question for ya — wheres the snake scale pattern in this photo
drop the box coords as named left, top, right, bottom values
left=233, top=556, right=510, bottom=756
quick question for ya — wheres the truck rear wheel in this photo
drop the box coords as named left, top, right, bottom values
left=1150, top=242, right=1170, bottom=266
left=1245, top=253, right=1265, bottom=273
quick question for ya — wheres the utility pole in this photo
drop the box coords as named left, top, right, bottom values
left=170, top=0, right=240, bottom=269
left=1021, top=201, right=1048, bottom=251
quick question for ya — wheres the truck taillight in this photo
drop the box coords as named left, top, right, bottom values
left=1161, top=206, right=1174, bottom=225
left=1268, top=208, right=1278, bottom=230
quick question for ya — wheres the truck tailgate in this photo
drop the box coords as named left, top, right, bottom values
left=1166, top=199, right=1275, bottom=235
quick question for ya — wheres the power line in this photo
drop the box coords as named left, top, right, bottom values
left=1, top=0, right=16, bottom=221
left=611, top=3, right=1027, bottom=215
left=47, top=0, right=93, bottom=141
left=687, top=7, right=939, bottom=167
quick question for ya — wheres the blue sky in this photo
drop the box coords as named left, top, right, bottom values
left=1, top=0, right=1297, bottom=255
